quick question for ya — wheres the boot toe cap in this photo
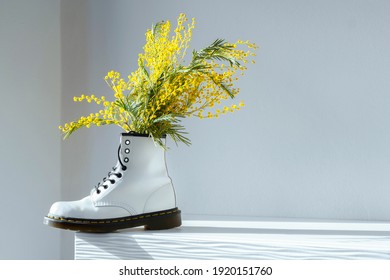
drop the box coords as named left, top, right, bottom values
left=47, top=196, right=132, bottom=220
left=48, top=201, right=76, bottom=218
left=47, top=197, right=90, bottom=219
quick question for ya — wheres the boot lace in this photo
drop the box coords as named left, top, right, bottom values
left=95, top=145, right=127, bottom=194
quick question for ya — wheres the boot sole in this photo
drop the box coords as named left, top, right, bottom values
left=43, top=207, right=181, bottom=233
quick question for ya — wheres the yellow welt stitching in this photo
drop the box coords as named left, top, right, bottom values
left=52, top=208, right=177, bottom=224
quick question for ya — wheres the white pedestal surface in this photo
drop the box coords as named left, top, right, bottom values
left=75, top=216, right=390, bottom=260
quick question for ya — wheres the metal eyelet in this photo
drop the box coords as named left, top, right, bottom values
left=125, top=148, right=130, bottom=154
left=124, top=157, right=129, bottom=163
left=125, top=140, right=130, bottom=145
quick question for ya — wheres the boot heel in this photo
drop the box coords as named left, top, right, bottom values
left=145, top=209, right=182, bottom=230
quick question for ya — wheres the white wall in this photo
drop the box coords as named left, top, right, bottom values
left=0, top=0, right=61, bottom=259
left=60, top=0, right=390, bottom=258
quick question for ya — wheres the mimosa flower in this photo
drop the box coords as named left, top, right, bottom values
left=60, top=13, right=257, bottom=148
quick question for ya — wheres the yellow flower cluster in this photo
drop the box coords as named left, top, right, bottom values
left=60, top=13, right=257, bottom=145
left=59, top=93, right=130, bottom=133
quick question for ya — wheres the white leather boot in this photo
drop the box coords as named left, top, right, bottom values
left=44, top=132, right=181, bottom=232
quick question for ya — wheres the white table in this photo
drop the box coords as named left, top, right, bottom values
left=75, top=216, right=390, bottom=260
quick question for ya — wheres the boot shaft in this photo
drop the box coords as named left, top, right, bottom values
left=119, top=132, right=169, bottom=180
left=91, top=132, right=176, bottom=214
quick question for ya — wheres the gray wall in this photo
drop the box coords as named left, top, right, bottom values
left=61, top=0, right=390, bottom=218
left=0, top=0, right=61, bottom=259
